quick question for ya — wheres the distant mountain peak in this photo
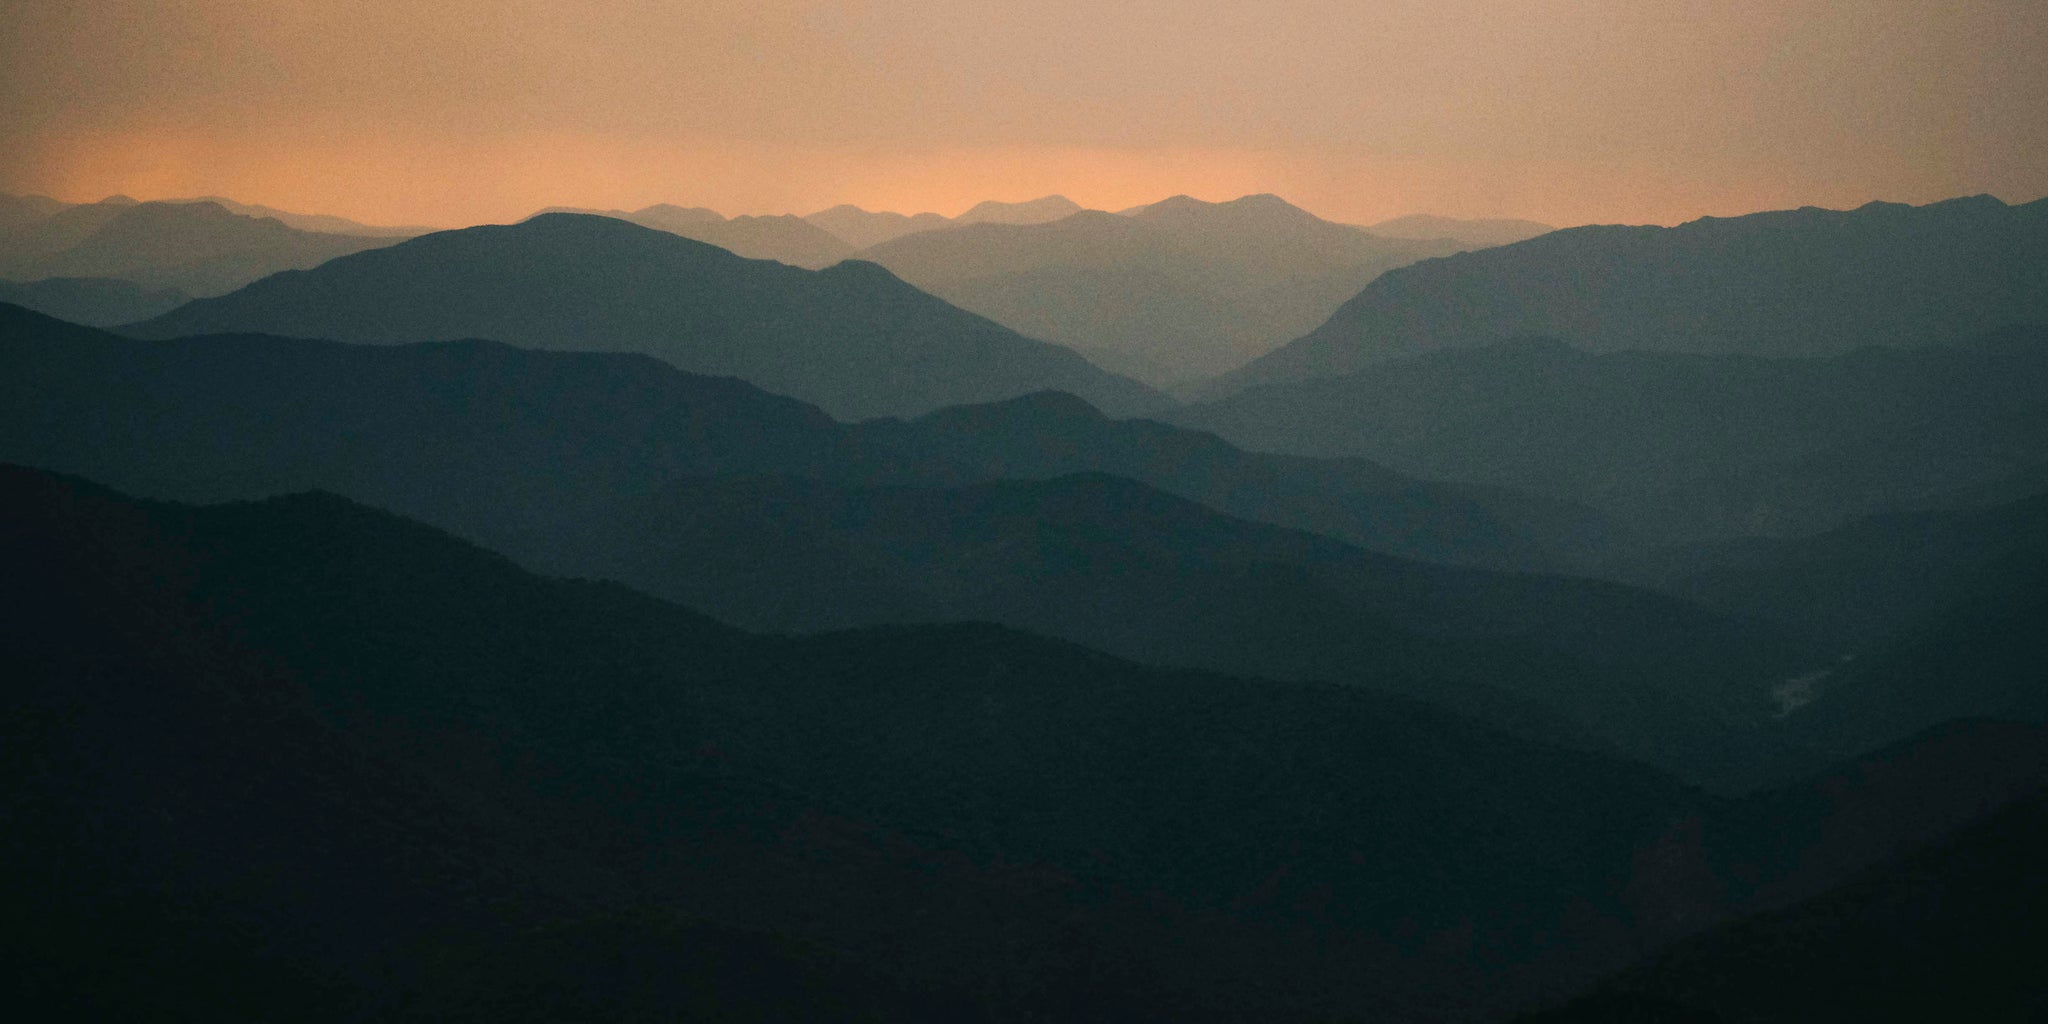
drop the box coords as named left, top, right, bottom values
left=633, top=202, right=724, bottom=222
left=99, top=194, right=140, bottom=206
left=953, top=195, right=1084, bottom=226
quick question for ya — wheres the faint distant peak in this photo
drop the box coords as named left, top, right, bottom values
left=1129, top=192, right=1319, bottom=224
left=99, top=194, right=141, bottom=206
left=1365, top=214, right=1556, bottom=246
left=633, top=203, right=726, bottom=225
left=953, top=195, right=1084, bottom=226
left=921, top=389, right=1107, bottom=426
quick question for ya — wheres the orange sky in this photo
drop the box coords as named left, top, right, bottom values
left=3, top=1, right=2043, bottom=229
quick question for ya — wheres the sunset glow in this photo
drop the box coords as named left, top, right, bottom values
left=5, top=0, right=2042, bottom=228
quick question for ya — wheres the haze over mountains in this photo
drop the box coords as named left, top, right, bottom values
left=860, top=194, right=1468, bottom=385
left=0, top=304, right=1567, bottom=567
left=7, top=176, right=2048, bottom=1020
left=123, top=213, right=1163, bottom=420
left=0, top=196, right=401, bottom=297
left=1176, top=328, right=2048, bottom=544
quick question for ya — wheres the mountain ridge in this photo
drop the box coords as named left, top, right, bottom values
left=118, top=214, right=1163, bottom=420
left=1214, top=193, right=2048, bottom=394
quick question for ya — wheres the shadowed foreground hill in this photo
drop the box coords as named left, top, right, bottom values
left=1521, top=789, right=2048, bottom=1023
left=1, top=304, right=1602, bottom=570
left=9, top=466, right=2045, bottom=1022
left=1173, top=331, right=2048, bottom=543
left=0, top=466, right=1692, bottom=1021
left=521, top=471, right=1817, bottom=787
left=1220, top=194, right=2048, bottom=393
left=123, top=213, right=1162, bottom=420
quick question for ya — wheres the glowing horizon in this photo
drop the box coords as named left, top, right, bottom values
left=5, top=1, right=2043, bottom=231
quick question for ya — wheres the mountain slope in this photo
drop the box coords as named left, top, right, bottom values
left=0, top=191, right=69, bottom=234
left=22, top=464, right=2048, bottom=1022
left=13, top=465, right=2041, bottom=1022
left=6, top=200, right=398, bottom=296
left=860, top=194, right=1465, bottom=385
left=5, top=305, right=1611, bottom=573
left=1523, top=788, right=2048, bottom=1023
left=1606, top=491, right=2048, bottom=649
left=0, top=276, right=188, bottom=326
left=537, top=204, right=854, bottom=267
left=1172, top=330, right=2048, bottom=543
left=172, top=195, right=432, bottom=236
left=1222, top=194, right=2048, bottom=393
left=0, top=195, right=141, bottom=269
left=0, top=464, right=1699, bottom=1021
left=516, top=470, right=1819, bottom=786
left=121, top=214, right=1162, bottom=420
left=1778, top=551, right=2048, bottom=770
left=852, top=389, right=1619, bottom=569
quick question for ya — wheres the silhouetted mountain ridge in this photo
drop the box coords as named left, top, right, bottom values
left=1, top=199, right=397, bottom=296
left=4, top=303, right=1598, bottom=571
left=121, top=214, right=1162, bottom=420
left=1219, top=193, right=2048, bottom=393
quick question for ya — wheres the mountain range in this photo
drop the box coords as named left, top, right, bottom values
left=0, top=303, right=1855, bottom=786
left=859, top=194, right=1467, bottom=385
left=1172, top=329, right=2048, bottom=544
left=534, top=203, right=857, bottom=268
left=0, top=197, right=400, bottom=297
left=803, top=203, right=954, bottom=248
left=19, top=301, right=2047, bottom=790
left=120, top=213, right=1163, bottom=420
left=1218, top=194, right=2048, bottom=394
left=8, top=177, right=2046, bottom=1019
left=1, top=303, right=1589, bottom=570
left=11, top=464, right=2046, bottom=1021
